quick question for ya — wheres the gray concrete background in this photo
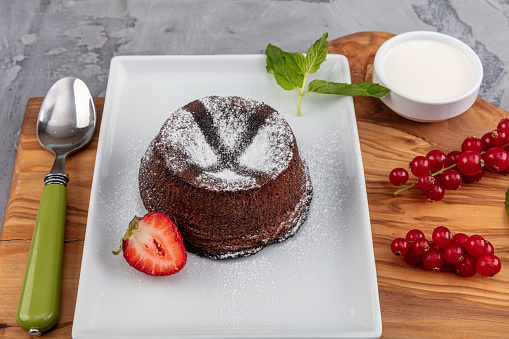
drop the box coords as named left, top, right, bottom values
left=1, top=0, right=508, bottom=229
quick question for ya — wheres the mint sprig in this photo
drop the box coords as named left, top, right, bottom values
left=265, top=32, right=390, bottom=116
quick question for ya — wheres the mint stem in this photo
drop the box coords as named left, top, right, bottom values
left=297, top=92, right=304, bottom=116
left=297, top=73, right=309, bottom=117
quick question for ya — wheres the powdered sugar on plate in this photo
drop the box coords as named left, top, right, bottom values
left=75, top=55, right=380, bottom=339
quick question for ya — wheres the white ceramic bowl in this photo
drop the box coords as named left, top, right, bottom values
left=373, top=31, right=483, bottom=122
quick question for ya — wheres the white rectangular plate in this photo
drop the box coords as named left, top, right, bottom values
left=73, top=54, right=381, bottom=338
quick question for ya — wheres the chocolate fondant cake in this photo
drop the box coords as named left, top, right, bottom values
left=139, top=96, right=312, bottom=259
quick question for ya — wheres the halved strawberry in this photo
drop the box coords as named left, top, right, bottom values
left=113, top=213, right=187, bottom=276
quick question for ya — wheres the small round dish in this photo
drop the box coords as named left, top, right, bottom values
left=372, top=31, right=483, bottom=122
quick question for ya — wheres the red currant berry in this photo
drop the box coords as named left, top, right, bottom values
left=391, top=238, right=410, bottom=256
left=432, top=226, right=453, bottom=248
left=483, top=240, right=495, bottom=255
left=461, top=137, right=483, bottom=153
left=455, top=253, right=477, bottom=277
left=497, top=118, right=509, bottom=136
left=457, top=151, right=484, bottom=176
left=452, top=233, right=469, bottom=249
left=389, top=167, right=410, bottom=186
left=433, top=173, right=443, bottom=185
left=410, top=156, right=431, bottom=177
left=443, top=243, right=465, bottom=264
left=422, top=248, right=445, bottom=271
left=406, top=229, right=425, bottom=242
left=481, top=130, right=507, bottom=150
left=466, top=235, right=486, bottom=257
left=483, top=147, right=509, bottom=172
left=441, top=169, right=462, bottom=190
left=476, top=254, right=502, bottom=277
left=418, top=174, right=435, bottom=190
left=412, top=238, right=430, bottom=255
left=462, top=168, right=485, bottom=182
left=446, top=150, right=461, bottom=167
left=489, top=129, right=507, bottom=147
left=424, top=184, right=445, bottom=202
left=404, top=247, right=422, bottom=265
left=481, top=131, right=495, bottom=150
left=426, top=150, right=447, bottom=173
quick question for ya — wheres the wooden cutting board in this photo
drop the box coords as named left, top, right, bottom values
left=1, top=31, right=509, bottom=338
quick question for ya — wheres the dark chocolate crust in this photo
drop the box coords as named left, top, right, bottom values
left=139, top=96, right=313, bottom=259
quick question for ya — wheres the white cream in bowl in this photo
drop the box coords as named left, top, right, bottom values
left=373, top=31, right=483, bottom=122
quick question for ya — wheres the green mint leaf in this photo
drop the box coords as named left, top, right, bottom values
left=302, top=32, right=328, bottom=74
left=265, top=44, right=304, bottom=73
left=307, top=80, right=390, bottom=97
left=286, top=52, right=306, bottom=74
left=265, top=32, right=390, bottom=116
left=273, top=57, right=304, bottom=91
left=265, top=43, right=304, bottom=91
left=505, top=187, right=509, bottom=214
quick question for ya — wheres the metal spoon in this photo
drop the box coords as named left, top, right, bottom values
left=16, top=77, right=96, bottom=336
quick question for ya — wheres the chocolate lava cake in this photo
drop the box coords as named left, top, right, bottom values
left=139, top=96, right=313, bottom=259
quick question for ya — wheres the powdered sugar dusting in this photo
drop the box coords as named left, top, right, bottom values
left=239, top=114, right=293, bottom=174
left=201, top=96, right=250, bottom=151
left=197, top=169, right=257, bottom=189
left=152, top=96, right=295, bottom=191
left=159, top=107, right=218, bottom=170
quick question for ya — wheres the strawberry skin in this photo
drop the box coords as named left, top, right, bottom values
left=113, top=213, right=187, bottom=276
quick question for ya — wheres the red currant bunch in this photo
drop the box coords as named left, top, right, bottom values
left=390, top=226, right=502, bottom=277
left=389, top=118, right=509, bottom=201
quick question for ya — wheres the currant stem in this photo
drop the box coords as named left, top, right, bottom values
left=393, top=163, right=458, bottom=195
left=394, top=182, right=417, bottom=195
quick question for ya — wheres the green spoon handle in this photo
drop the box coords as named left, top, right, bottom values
left=16, top=183, right=67, bottom=334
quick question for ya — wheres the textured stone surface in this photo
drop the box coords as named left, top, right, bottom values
left=1, top=0, right=508, bottom=228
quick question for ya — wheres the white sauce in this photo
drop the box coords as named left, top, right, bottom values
left=381, top=39, right=475, bottom=100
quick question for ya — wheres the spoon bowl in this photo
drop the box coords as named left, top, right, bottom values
left=17, top=77, right=96, bottom=336
left=37, top=77, right=96, bottom=180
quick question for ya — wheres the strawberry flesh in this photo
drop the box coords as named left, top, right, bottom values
left=113, top=213, right=187, bottom=276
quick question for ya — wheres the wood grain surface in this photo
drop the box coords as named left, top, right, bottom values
left=1, top=31, right=509, bottom=338
left=0, top=98, right=103, bottom=338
